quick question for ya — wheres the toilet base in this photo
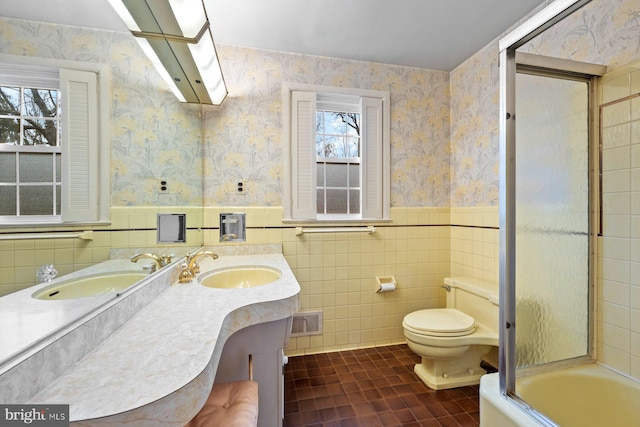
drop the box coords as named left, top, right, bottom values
left=413, top=345, right=492, bottom=390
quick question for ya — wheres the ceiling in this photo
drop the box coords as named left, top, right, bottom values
left=1, top=0, right=544, bottom=71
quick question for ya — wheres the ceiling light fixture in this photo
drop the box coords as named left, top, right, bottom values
left=108, top=0, right=228, bottom=105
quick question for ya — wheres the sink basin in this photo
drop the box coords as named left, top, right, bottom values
left=198, top=267, right=281, bottom=289
left=32, top=272, right=148, bottom=300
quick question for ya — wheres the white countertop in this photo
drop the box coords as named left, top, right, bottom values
left=27, top=253, right=300, bottom=425
left=0, top=259, right=151, bottom=366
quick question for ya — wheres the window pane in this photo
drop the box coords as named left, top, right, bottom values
left=0, top=153, right=16, bottom=182
left=0, top=186, right=16, bottom=215
left=346, top=114, right=360, bottom=136
left=349, top=164, right=360, bottom=187
left=316, top=189, right=325, bottom=214
left=326, top=163, right=348, bottom=187
left=56, top=153, right=61, bottom=183
left=316, top=135, right=330, bottom=157
left=24, top=89, right=57, bottom=117
left=349, top=190, right=360, bottom=214
left=20, top=185, right=54, bottom=215
left=316, top=111, right=323, bottom=131
left=326, top=189, right=347, bottom=214
left=24, top=118, right=57, bottom=145
left=0, top=87, right=21, bottom=115
left=0, top=118, right=20, bottom=144
left=319, top=136, right=343, bottom=158
left=316, top=162, right=325, bottom=185
left=20, top=153, right=53, bottom=182
left=347, top=137, right=360, bottom=157
left=325, top=112, right=346, bottom=134
left=317, top=111, right=360, bottom=160
left=335, top=137, right=349, bottom=157
left=56, top=184, right=61, bottom=215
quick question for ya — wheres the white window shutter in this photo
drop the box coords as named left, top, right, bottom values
left=291, top=91, right=317, bottom=219
left=60, top=69, right=98, bottom=222
left=361, top=96, right=383, bottom=219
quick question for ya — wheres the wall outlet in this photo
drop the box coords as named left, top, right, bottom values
left=158, top=179, right=169, bottom=193
left=236, top=180, right=245, bottom=195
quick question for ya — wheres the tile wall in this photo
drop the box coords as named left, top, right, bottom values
left=0, top=206, right=202, bottom=296
left=0, top=205, right=499, bottom=356
left=450, top=206, right=499, bottom=284
left=598, top=62, right=640, bottom=378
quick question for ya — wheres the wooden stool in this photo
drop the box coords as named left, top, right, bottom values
left=185, top=355, right=259, bottom=427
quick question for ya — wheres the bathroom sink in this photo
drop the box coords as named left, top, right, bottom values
left=32, top=272, right=148, bottom=300
left=198, top=267, right=281, bottom=289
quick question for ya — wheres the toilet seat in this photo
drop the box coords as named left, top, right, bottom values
left=403, top=309, right=477, bottom=337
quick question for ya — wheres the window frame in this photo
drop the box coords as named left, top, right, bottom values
left=0, top=54, right=110, bottom=226
left=282, top=82, right=390, bottom=222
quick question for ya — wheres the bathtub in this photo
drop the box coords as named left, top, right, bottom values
left=480, top=364, right=640, bottom=426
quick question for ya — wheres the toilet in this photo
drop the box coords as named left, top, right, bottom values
left=402, top=276, right=499, bottom=390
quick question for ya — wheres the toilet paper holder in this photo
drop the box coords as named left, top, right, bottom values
left=376, top=276, right=396, bottom=293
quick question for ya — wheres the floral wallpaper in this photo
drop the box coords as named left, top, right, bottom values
left=0, top=18, right=202, bottom=207
left=0, top=17, right=452, bottom=210
left=204, top=45, right=451, bottom=207
left=521, top=0, right=640, bottom=68
left=450, top=0, right=640, bottom=206
left=4, top=0, right=640, bottom=211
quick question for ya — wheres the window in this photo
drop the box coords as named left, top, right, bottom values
left=283, top=84, right=390, bottom=221
left=316, top=101, right=361, bottom=215
left=0, top=58, right=109, bottom=225
left=0, top=76, right=61, bottom=218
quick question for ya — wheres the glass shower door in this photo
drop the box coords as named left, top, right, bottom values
left=514, top=72, right=591, bottom=368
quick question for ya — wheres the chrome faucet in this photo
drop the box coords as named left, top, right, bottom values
left=130, top=253, right=172, bottom=273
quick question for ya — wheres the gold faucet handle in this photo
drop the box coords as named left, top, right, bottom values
left=191, top=261, right=201, bottom=275
left=178, top=263, right=194, bottom=283
left=142, top=264, right=157, bottom=273
left=160, top=254, right=173, bottom=266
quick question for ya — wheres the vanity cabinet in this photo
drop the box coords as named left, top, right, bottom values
left=214, top=317, right=292, bottom=427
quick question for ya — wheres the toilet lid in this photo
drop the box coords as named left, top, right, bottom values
left=403, top=309, right=477, bottom=337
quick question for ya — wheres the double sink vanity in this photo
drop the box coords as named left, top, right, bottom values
left=0, top=245, right=300, bottom=426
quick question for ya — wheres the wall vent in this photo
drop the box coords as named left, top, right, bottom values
left=290, top=311, right=323, bottom=337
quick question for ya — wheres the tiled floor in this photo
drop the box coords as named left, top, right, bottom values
left=284, top=344, right=481, bottom=427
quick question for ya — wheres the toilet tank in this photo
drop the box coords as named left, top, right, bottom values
left=444, top=277, right=499, bottom=332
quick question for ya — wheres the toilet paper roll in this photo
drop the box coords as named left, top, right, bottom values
left=377, top=283, right=396, bottom=293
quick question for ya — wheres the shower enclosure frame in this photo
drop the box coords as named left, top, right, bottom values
left=498, top=0, right=597, bottom=424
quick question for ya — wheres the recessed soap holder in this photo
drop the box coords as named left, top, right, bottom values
left=157, top=213, right=186, bottom=243
left=220, top=213, right=246, bottom=242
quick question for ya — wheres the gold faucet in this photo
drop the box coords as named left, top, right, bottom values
left=178, top=249, right=219, bottom=283
left=130, top=253, right=172, bottom=273
left=186, top=249, right=219, bottom=275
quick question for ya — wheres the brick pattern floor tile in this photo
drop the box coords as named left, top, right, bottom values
left=284, top=344, right=481, bottom=427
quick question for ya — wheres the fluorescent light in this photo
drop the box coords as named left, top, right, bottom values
left=168, top=0, right=207, bottom=38
left=109, top=0, right=227, bottom=105
left=188, top=28, right=227, bottom=105
left=135, top=38, right=187, bottom=103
